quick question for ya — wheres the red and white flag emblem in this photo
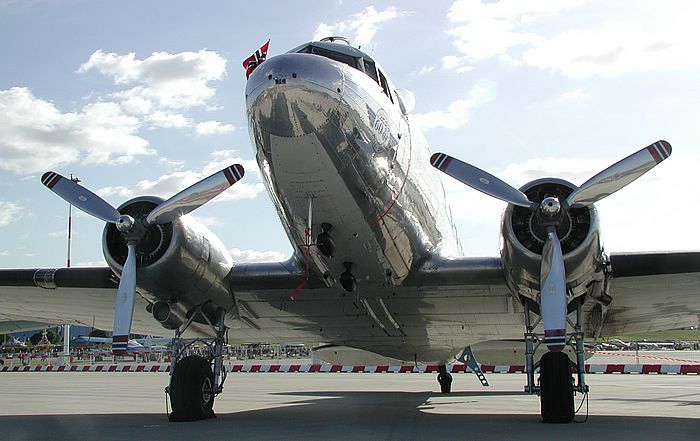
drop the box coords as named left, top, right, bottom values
left=243, top=40, right=270, bottom=79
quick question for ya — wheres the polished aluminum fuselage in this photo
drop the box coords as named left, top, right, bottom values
left=246, top=51, right=460, bottom=288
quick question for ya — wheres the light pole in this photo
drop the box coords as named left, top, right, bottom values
left=63, top=174, right=80, bottom=365
left=66, top=174, right=80, bottom=268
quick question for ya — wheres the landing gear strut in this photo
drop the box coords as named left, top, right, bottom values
left=437, top=365, right=452, bottom=393
left=523, top=299, right=588, bottom=423
left=167, top=306, right=227, bottom=422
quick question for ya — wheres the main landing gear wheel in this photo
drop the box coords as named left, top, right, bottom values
left=169, top=355, right=215, bottom=422
left=437, top=365, right=453, bottom=393
left=539, top=351, right=574, bottom=423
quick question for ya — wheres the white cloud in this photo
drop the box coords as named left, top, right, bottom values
left=313, top=6, right=402, bottom=46
left=411, top=79, right=497, bottom=130
left=443, top=0, right=700, bottom=77
left=97, top=150, right=265, bottom=202
left=0, top=87, right=153, bottom=174
left=146, top=111, right=190, bottom=129
left=502, top=157, right=609, bottom=185
left=522, top=20, right=700, bottom=78
left=415, top=65, right=435, bottom=76
left=79, top=49, right=226, bottom=109
left=448, top=150, right=700, bottom=253
left=98, top=170, right=202, bottom=199
left=229, top=248, right=287, bottom=263
left=0, top=201, right=22, bottom=226
left=441, top=55, right=473, bottom=72
left=73, top=259, right=108, bottom=267
left=558, top=88, right=589, bottom=101
left=195, top=120, right=235, bottom=135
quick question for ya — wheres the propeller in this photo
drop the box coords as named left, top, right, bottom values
left=41, top=164, right=245, bottom=355
left=431, top=140, right=671, bottom=351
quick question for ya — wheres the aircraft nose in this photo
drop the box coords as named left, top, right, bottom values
left=245, top=53, right=344, bottom=138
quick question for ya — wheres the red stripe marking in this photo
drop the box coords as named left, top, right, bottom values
left=309, top=364, right=321, bottom=372
left=509, top=365, right=525, bottom=373
left=82, top=366, right=90, bottom=372
left=479, top=365, right=495, bottom=373
left=231, top=365, right=243, bottom=372
left=108, top=365, right=117, bottom=372
left=250, top=365, right=261, bottom=372
left=642, top=365, right=662, bottom=374
left=136, top=365, right=145, bottom=372
left=399, top=366, right=413, bottom=373
left=606, top=364, right=625, bottom=374
left=234, top=164, right=245, bottom=180
left=425, top=365, right=439, bottom=373
left=647, top=145, right=662, bottom=164
left=330, top=365, right=342, bottom=372
left=149, top=365, right=160, bottom=372
left=223, top=167, right=237, bottom=185
left=352, top=365, right=365, bottom=373
left=95, top=365, right=104, bottom=372
left=268, top=365, right=281, bottom=372
left=680, top=365, right=700, bottom=374
left=288, top=365, right=301, bottom=372
left=376, top=365, right=389, bottom=373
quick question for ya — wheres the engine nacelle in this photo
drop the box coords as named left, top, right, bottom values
left=102, top=196, right=236, bottom=325
left=500, top=178, right=606, bottom=310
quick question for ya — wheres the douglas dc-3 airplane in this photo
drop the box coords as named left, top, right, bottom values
left=1, top=37, right=700, bottom=423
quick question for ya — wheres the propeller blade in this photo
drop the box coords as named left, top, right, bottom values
left=566, top=140, right=672, bottom=207
left=146, top=164, right=245, bottom=225
left=112, top=241, right=137, bottom=356
left=540, top=228, right=567, bottom=352
left=41, top=171, right=121, bottom=223
left=430, top=153, right=534, bottom=208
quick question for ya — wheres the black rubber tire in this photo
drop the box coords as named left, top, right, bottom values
left=539, top=351, right=574, bottom=423
left=437, top=372, right=453, bottom=393
left=169, top=355, right=215, bottom=422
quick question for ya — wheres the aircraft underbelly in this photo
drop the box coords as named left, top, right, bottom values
left=269, top=131, right=392, bottom=284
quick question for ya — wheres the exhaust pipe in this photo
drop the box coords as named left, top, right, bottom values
left=152, top=301, right=185, bottom=330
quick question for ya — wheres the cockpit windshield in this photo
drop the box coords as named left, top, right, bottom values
left=296, top=45, right=359, bottom=69
left=292, top=41, right=393, bottom=101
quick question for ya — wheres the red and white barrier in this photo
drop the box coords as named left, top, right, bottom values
left=586, top=350, right=700, bottom=364
left=2, top=363, right=699, bottom=374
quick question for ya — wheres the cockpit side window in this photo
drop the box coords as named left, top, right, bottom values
left=363, top=59, right=379, bottom=84
left=377, top=69, right=394, bottom=104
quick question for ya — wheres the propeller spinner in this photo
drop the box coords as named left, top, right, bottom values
left=41, top=164, right=245, bottom=355
left=431, top=140, right=671, bottom=351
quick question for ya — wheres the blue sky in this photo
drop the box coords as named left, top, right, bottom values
left=1, top=0, right=699, bottom=268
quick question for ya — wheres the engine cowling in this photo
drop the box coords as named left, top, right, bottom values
left=500, top=178, right=606, bottom=310
left=102, top=196, right=236, bottom=327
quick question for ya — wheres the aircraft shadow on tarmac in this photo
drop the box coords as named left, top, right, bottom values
left=2, top=390, right=698, bottom=441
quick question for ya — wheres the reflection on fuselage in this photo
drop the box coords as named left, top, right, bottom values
left=245, top=42, right=460, bottom=290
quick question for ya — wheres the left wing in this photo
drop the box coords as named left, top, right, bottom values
left=0, top=267, right=207, bottom=337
